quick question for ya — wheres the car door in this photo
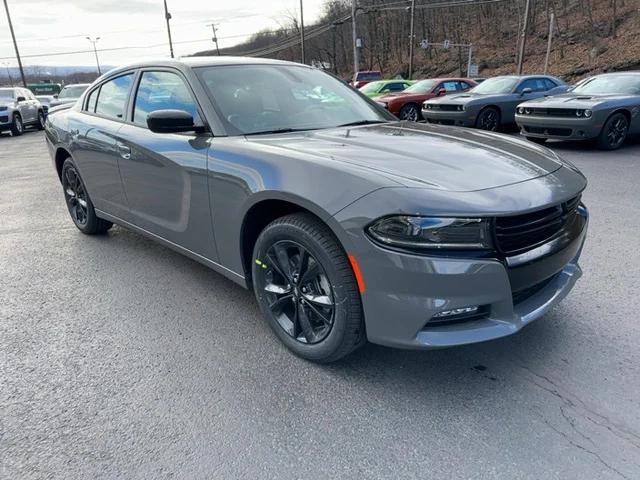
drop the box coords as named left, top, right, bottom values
left=70, top=73, right=135, bottom=219
left=17, top=89, right=35, bottom=123
left=115, top=68, right=218, bottom=260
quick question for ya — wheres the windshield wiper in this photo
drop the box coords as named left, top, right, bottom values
left=336, top=120, right=389, bottom=127
left=244, top=127, right=315, bottom=136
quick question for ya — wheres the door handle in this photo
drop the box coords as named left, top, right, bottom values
left=117, top=143, right=131, bottom=160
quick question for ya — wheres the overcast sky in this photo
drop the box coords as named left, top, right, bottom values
left=0, top=0, right=326, bottom=70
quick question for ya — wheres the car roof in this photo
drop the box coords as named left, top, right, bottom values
left=101, top=56, right=309, bottom=79
left=62, top=83, right=91, bottom=87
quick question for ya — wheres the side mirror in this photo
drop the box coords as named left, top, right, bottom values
left=53, top=94, right=59, bottom=99
left=16, top=96, right=26, bottom=102
left=436, top=88, right=446, bottom=96
left=520, top=87, right=533, bottom=96
left=147, top=109, right=204, bottom=134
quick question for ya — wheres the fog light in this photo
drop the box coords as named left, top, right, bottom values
left=433, top=305, right=479, bottom=318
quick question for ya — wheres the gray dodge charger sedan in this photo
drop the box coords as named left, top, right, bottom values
left=515, top=72, right=640, bottom=150
left=422, top=75, right=567, bottom=131
left=45, top=57, right=588, bottom=362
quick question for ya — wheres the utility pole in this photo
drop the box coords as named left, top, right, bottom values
left=2, top=0, right=27, bottom=87
left=516, top=0, right=531, bottom=75
left=408, top=0, right=416, bottom=79
left=163, top=0, right=175, bottom=58
left=299, top=0, right=306, bottom=64
left=544, top=12, right=555, bottom=74
left=85, top=37, right=102, bottom=76
left=2, top=62, right=12, bottom=86
left=207, top=23, right=221, bottom=55
left=351, top=0, right=359, bottom=76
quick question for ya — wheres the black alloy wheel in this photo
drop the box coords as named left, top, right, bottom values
left=597, top=112, right=628, bottom=150
left=260, top=240, right=334, bottom=344
left=252, top=213, right=365, bottom=362
left=63, top=163, right=89, bottom=227
left=476, top=107, right=500, bottom=131
left=60, top=158, right=113, bottom=234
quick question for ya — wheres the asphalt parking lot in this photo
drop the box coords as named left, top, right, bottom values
left=1, top=130, right=639, bottom=479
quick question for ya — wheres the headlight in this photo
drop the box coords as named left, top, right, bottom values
left=576, top=109, right=583, bottom=117
left=376, top=101, right=388, bottom=109
left=517, top=107, right=524, bottom=114
left=456, top=105, right=464, bottom=111
left=367, top=216, right=493, bottom=250
left=584, top=109, right=592, bottom=118
left=524, top=108, right=531, bottom=115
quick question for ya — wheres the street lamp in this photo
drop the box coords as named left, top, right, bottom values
left=86, top=36, right=101, bottom=76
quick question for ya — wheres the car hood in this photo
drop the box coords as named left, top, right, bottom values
left=519, top=93, right=636, bottom=108
left=246, top=122, right=566, bottom=192
left=49, top=98, right=79, bottom=107
left=424, top=92, right=513, bottom=106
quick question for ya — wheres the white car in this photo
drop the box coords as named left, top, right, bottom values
left=0, top=87, right=46, bottom=136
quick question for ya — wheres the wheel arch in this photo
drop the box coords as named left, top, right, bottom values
left=238, top=193, right=353, bottom=284
left=54, top=147, right=72, bottom=181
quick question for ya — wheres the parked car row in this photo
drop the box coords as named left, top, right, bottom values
left=0, top=83, right=90, bottom=136
left=357, top=70, right=639, bottom=150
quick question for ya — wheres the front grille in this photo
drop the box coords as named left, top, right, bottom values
left=523, top=125, right=572, bottom=136
left=494, top=195, right=581, bottom=256
left=432, top=104, right=460, bottom=111
left=512, top=275, right=556, bottom=305
left=530, top=108, right=576, bottom=117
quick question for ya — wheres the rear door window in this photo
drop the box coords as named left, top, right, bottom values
left=94, top=73, right=134, bottom=119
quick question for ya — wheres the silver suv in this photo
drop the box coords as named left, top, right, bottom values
left=0, top=87, right=46, bottom=136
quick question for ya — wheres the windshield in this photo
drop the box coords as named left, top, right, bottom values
left=404, top=79, right=437, bottom=93
left=359, top=81, right=384, bottom=93
left=58, top=85, right=89, bottom=99
left=471, top=77, right=519, bottom=94
left=0, top=88, right=14, bottom=102
left=196, top=65, right=393, bottom=135
left=572, top=75, right=640, bottom=95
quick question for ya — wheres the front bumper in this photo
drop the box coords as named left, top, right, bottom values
left=421, top=108, right=476, bottom=127
left=344, top=207, right=588, bottom=349
left=515, top=114, right=603, bottom=140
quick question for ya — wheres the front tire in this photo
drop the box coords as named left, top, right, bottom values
left=252, top=213, right=365, bottom=362
left=596, top=112, right=629, bottom=150
left=475, top=107, right=500, bottom=131
left=61, top=159, right=113, bottom=234
left=10, top=113, right=23, bottom=136
left=399, top=103, right=421, bottom=122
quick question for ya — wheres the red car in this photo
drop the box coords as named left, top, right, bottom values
left=375, top=77, right=477, bottom=121
left=351, top=70, right=383, bottom=89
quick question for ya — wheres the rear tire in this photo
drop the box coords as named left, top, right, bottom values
left=61, top=158, right=113, bottom=235
left=475, top=107, right=500, bottom=131
left=10, top=113, right=23, bottom=136
left=596, top=112, right=628, bottom=150
left=252, top=213, right=365, bottom=362
left=36, top=111, right=45, bottom=130
left=399, top=103, right=421, bottom=122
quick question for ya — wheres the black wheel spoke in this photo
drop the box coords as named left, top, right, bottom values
left=298, top=303, right=315, bottom=343
left=296, top=247, right=309, bottom=278
left=273, top=244, right=292, bottom=281
left=300, top=261, right=320, bottom=284
left=305, top=300, right=333, bottom=326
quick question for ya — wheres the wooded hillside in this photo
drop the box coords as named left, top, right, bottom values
left=194, top=0, right=640, bottom=82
